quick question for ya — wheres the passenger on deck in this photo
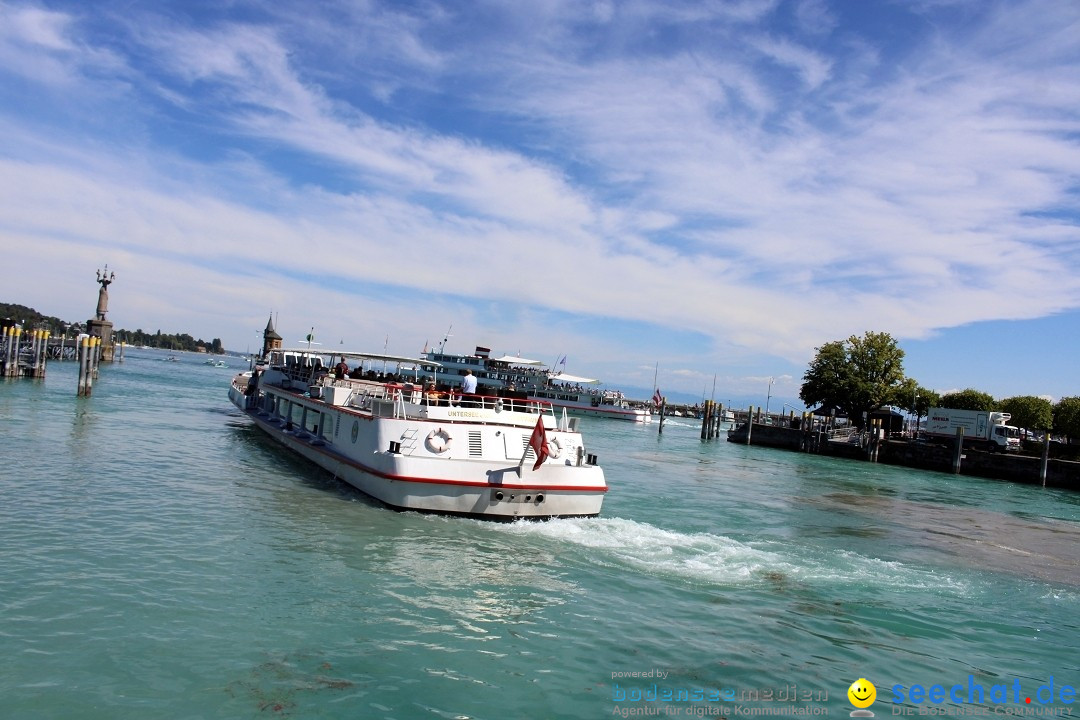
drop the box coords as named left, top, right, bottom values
left=333, top=360, right=349, bottom=380
left=461, top=369, right=478, bottom=406
left=425, top=382, right=444, bottom=406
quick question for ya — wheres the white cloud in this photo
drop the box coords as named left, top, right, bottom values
left=1, top=0, right=1078, bottom=398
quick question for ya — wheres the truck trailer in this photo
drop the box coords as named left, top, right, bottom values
left=922, top=407, right=1020, bottom=452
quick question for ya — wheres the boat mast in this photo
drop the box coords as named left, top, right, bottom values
left=437, top=324, right=453, bottom=353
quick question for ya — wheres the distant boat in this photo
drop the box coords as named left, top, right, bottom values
left=420, top=345, right=653, bottom=423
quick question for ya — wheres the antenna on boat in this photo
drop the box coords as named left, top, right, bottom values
left=438, top=324, right=453, bottom=353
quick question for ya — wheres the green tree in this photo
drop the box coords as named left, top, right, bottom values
left=799, top=340, right=849, bottom=415
left=913, top=387, right=940, bottom=418
left=800, top=331, right=907, bottom=426
left=892, top=379, right=939, bottom=428
left=1053, top=397, right=1080, bottom=443
left=999, top=396, right=1053, bottom=436
left=938, top=389, right=997, bottom=411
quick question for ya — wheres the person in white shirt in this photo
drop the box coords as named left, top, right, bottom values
left=462, top=369, right=478, bottom=395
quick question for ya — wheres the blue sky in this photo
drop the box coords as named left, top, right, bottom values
left=2, top=0, right=1079, bottom=405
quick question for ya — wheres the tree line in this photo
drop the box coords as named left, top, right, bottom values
left=799, top=331, right=1080, bottom=442
left=0, top=303, right=224, bottom=355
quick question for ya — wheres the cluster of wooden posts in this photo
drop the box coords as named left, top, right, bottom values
left=76, top=336, right=103, bottom=396
left=0, top=326, right=117, bottom=396
left=1, top=327, right=50, bottom=378
left=698, top=400, right=728, bottom=440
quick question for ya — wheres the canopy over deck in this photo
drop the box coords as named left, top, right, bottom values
left=277, top=348, right=439, bottom=367
left=489, top=355, right=544, bottom=366
left=549, top=372, right=600, bottom=385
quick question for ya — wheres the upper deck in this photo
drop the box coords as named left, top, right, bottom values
left=238, top=367, right=571, bottom=430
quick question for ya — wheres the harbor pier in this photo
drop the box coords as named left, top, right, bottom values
left=1, top=327, right=50, bottom=378
left=726, top=420, right=1080, bottom=490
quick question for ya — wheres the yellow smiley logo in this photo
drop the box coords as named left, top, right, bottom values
left=848, top=678, right=877, bottom=708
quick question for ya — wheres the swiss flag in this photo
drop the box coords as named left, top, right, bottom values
left=528, top=416, right=550, bottom=471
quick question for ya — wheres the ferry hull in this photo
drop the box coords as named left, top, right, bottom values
left=230, top=380, right=606, bottom=520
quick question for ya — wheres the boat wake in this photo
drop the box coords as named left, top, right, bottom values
left=496, top=516, right=968, bottom=592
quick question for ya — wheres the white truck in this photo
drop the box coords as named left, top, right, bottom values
left=923, top=407, right=1020, bottom=452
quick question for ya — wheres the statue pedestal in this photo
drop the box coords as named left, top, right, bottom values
left=87, top=318, right=115, bottom=362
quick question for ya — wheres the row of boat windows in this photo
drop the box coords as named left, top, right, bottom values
left=421, top=364, right=534, bottom=385
left=427, top=354, right=483, bottom=366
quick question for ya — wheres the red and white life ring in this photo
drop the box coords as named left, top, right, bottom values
left=426, top=428, right=452, bottom=454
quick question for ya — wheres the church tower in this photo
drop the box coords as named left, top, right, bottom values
left=261, top=314, right=282, bottom=357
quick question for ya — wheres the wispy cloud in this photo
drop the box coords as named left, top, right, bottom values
left=1, top=0, right=1078, bottom=399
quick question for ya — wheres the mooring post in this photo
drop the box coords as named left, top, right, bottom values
left=27, top=329, right=36, bottom=377
left=871, top=419, right=882, bottom=462
left=658, top=400, right=666, bottom=434
left=1040, top=431, right=1050, bottom=487
left=746, top=405, right=754, bottom=445
left=952, top=426, right=964, bottom=474
left=90, top=336, right=100, bottom=393
left=91, top=337, right=100, bottom=379
left=6, top=326, right=20, bottom=377
left=700, top=400, right=710, bottom=440
left=28, top=330, right=36, bottom=376
left=77, top=336, right=88, bottom=396
left=38, top=330, right=50, bottom=377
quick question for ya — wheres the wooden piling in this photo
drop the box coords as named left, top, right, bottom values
left=77, top=336, right=88, bottom=396
left=91, top=336, right=100, bottom=379
left=658, top=400, right=666, bottom=434
left=746, top=405, right=754, bottom=445
left=4, top=326, right=21, bottom=377
left=35, top=330, right=49, bottom=377
left=700, top=400, right=710, bottom=440
left=952, top=426, right=964, bottom=474
left=1041, top=432, right=1050, bottom=487
left=869, top=419, right=881, bottom=462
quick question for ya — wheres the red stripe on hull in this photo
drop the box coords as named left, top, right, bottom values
left=250, top=411, right=607, bottom=493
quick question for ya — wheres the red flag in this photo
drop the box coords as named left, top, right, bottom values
left=653, top=388, right=662, bottom=406
left=528, top=416, right=550, bottom=471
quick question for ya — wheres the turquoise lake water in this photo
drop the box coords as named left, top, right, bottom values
left=2, top=349, right=1078, bottom=719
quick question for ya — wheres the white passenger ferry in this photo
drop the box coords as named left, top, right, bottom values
left=229, top=338, right=607, bottom=519
left=419, top=345, right=653, bottom=423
